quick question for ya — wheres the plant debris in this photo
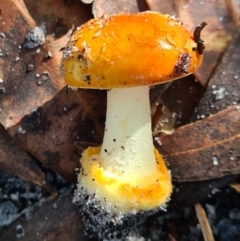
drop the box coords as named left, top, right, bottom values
left=23, top=24, right=46, bottom=49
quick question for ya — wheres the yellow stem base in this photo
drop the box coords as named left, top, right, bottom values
left=78, top=146, right=172, bottom=213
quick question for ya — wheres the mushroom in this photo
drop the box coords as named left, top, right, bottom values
left=61, top=11, right=205, bottom=220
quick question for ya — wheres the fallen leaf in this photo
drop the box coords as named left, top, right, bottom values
left=170, top=175, right=240, bottom=206
left=158, top=106, right=240, bottom=181
left=0, top=0, right=93, bottom=185
left=227, top=0, right=240, bottom=25
left=0, top=124, right=54, bottom=193
left=23, top=0, right=92, bottom=61
left=92, top=0, right=148, bottom=17
left=151, top=75, right=205, bottom=133
left=0, top=0, right=92, bottom=129
left=145, top=0, right=176, bottom=15
left=1, top=194, right=86, bottom=241
left=192, top=27, right=240, bottom=120
left=8, top=88, right=106, bottom=183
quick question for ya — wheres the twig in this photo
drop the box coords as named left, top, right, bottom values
left=152, top=103, right=163, bottom=132
left=195, top=203, right=215, bottom=241
left=230, top=183, right=240, bottom=194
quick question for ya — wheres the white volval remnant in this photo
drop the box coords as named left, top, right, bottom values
left=213, top=86, right=226, bottom=100
left=212, top=155, right=219, bottom=166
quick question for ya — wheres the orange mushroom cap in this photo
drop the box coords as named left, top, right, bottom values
left=61, top=11, right=203, bottom=89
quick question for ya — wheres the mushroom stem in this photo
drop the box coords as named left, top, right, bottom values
left=100, top=86, right=157, bottom=179
left=75, top=86, right=172, bottom=213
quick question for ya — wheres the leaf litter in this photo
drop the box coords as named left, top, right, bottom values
left=1, top=0, right=240, bottom=240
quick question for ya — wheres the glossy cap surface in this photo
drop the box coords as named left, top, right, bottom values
left=61, top=12, right=203, bottom=88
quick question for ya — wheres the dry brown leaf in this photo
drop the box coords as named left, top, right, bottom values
left=227, top=0, right=240, bottom=25
left=0, top=0, right=91, bottom=129
left=0, top=124, right=55, bottom=193
left=23, top=0, right=93, bottom=61
left=146, top=0, right=237, bottom=86
left=145, top=0, right=176, bottom=15
left=157, top=106, right=240, bottom=181
left=170, top=175, right=239, bottom=206
left=151, top=75, right=205, bottom=133
left=0, top=0, right=93, bottom=184
left=1, top=194, right=85, bottom=241
left=8, top=88, right=106, bottom=182
left=192, top=27, right=240, bottom=120
left=92, top=0, right=148, bottom=17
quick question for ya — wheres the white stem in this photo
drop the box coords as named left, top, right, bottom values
left=100, top=86, right=157, bottom=178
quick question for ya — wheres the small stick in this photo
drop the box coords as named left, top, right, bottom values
left=152, top=103, right=163, bottom=132
left=230, top=183, right=240, bottom=194
left=195, top=203, right=215, bottom=241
